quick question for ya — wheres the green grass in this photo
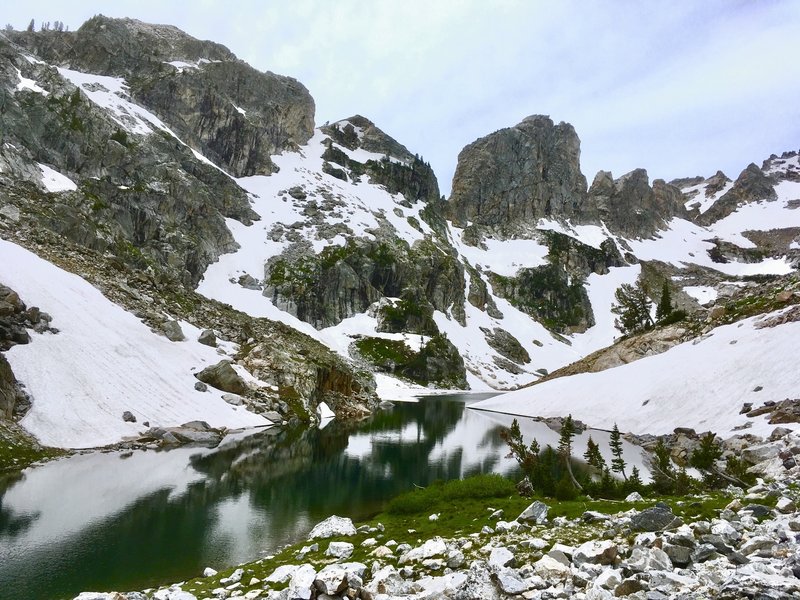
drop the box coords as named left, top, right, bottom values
left=0, top=421, right=64, bottom=472
left=176, top=474, right=739, bottom=599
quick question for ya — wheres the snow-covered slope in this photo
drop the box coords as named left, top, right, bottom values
left=0, top=240, right=269, bottom=448
left=470, top=309, right=800, bottom=438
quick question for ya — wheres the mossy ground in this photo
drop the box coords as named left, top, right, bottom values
left=0, top=421, right=64, bottom=472
left=179, top=474, right=735, bottom=599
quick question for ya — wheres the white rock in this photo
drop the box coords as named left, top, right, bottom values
left=203, top=567, right=218, bottom=577
left=595, top=568, right=623, bottom=589
left=307, top=515, right=357, bottom=539
left=266, top=564, right=298, bottom=583
left=399, top=536, right=448, bottom=564
left=243, top=591, right=262, bottom=600
left=533, top=555, right=571, bottom=581
left=488, top=546, right=515, bottom=569
left=573, top=540, right=618, bottom=565
left=325, top=541, right=354, bottom=559
left=287, top=564, right=316, bottom=600
left=625, top=491, right=644, bottom=502
left=362, top=537, right=378, bottom=547
left=429, top=512, right=440, bottom=521
left=495, top=567, right=531, bottom=594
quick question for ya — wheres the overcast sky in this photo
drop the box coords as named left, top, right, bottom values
left=6, top=1, right=800, bottom=194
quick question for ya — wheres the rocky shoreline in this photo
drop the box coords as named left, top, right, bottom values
left=73, top=431, right=800, bottom=600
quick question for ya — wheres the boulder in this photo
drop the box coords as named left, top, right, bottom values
left=518, top=500, right=549, bottom=524
left=307, top=515, right=357, bottom=539
left=195, top=360, right=249, bottom=395
left=161, top=320, right=185, bottom=342
left=630, top=503, right=683, bottom=531
left=122, top=411, right=137, bottom=423
left=197, top=329, right=217, bottom=347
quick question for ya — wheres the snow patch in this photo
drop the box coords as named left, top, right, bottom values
left=37, top=163, right=77, bottom=192
left=14, top=67, right=48, bottom=95
left=683, top=286, right=718, bottom=305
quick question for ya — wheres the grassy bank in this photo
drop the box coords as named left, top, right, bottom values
left=179, top=474, right=734, bottom=598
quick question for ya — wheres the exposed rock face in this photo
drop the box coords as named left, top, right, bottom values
left=8, top=16, right=315, bottom=176
left=321, top=116, right=440, bottom=203
left=0, top=32, right=259, bottom=286
left=447, top=115, right=589, bottom=233
left=0, top=355, right=22, bottom=420
left=264, top=238, right=466, bottom=330
left=588, top=169, right=687, bottom=238
left=489, top=231, right=625, bottom=333
left=697, top=163, right=777, bottom=226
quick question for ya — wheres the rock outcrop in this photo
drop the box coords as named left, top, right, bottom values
left=697, top=163, right=777, bottom=226
left=8, top=15, right=315, bottom=176
left=447, top=115, right=589, bottom=234
left=588, top=169, right=687, bottom=238
left=321, top=116, right=441, bottom=203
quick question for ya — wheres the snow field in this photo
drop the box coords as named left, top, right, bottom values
left=471, top=309, right=800, bottom=438
left=0, top=239, right=269, bottom=448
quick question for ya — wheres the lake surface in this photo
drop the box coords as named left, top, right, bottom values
left=0, top=393, right=647, bottom=600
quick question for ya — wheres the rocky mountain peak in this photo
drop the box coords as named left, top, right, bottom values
left=322, top=115, right=415, bottom=163
left=319, top=115, right=440, bottom=203
left=7, top=16, right=315, bottom=177
left=446, top=114, right=588, bottom=235
left=697, top=162, right=778, bottom=225
left=587, top=168, right=686, bottom=238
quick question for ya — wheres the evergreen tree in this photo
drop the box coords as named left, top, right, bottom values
left=609, top=423, right=628, bottom=481
left=656, top=281, right=673, bottom=322
left=599, top=467, right=617, bottom=497
left=626, top=465, right=644, bottom=493
left=651, top=438, right=676, bottom=494
left=611, top=282, right=654, bottom=335
left=583, top=435, right=606, bottom=471
left=501, top=419, right=540, bottom=481
left=27, top=19, right=35, bottom=32
left=558, top=414, right=582, bottom=490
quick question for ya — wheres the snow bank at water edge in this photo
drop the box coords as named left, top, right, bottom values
left=470, top=310, right=800, bottom=438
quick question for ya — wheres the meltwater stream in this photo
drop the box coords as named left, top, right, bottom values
left=0, top=394, right=647, bottom=600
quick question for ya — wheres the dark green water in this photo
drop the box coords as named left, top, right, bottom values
left=1, top=393, right=526, bottom=600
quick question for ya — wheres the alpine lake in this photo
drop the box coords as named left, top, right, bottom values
left=0, top=393, right=646, bottom=600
